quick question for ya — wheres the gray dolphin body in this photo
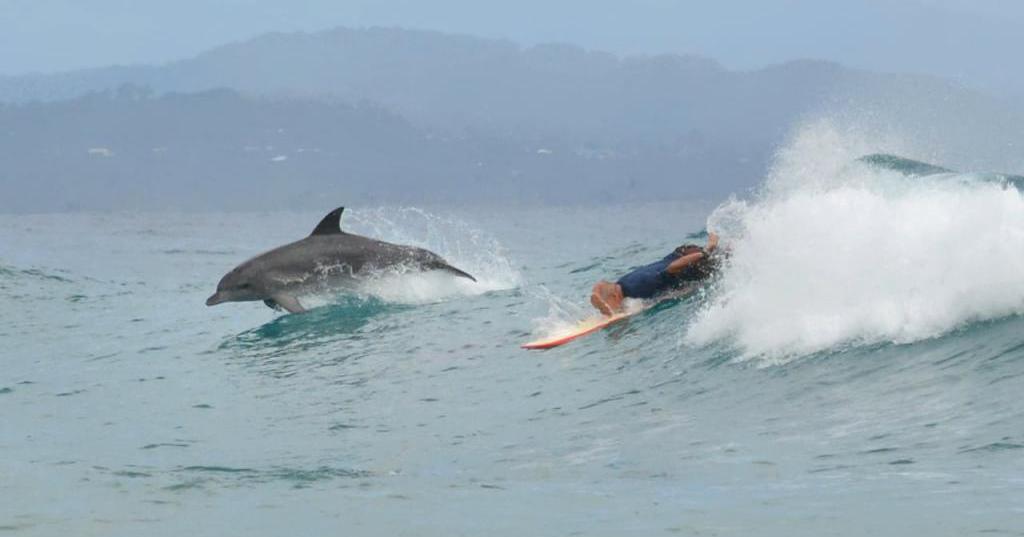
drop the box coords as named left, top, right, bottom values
left=206, top=207, right=476, bottom=313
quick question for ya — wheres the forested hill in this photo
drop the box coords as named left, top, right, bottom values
left=0, top=87, right=743, bottom=212
left=1, top=27, right=1021, bottom=212
left=0, top=27, right=966, bottom=144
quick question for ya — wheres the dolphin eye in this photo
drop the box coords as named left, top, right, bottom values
left=238, top=283, right=251, bottom=290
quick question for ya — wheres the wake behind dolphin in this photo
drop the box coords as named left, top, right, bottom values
left=206, top=207, right=476, bottom=313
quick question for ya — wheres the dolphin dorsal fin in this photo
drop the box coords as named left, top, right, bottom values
left=310, top=206, right=345, bottom=236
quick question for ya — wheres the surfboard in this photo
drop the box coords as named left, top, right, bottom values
left=521, top=288, right=694, bottom=350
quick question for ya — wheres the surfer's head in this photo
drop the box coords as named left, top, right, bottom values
left=674, top=244, right=703, bottom=256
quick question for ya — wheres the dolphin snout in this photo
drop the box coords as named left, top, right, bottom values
left=206, top=292, right=225, bottom=306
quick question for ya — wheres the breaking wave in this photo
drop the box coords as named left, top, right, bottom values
left=686, top=120, right=1024, bottom=363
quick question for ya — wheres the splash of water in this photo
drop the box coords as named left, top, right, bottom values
left=529, top=283, right=648, bottom=338
left=688, top=120, right=1024, bottom=363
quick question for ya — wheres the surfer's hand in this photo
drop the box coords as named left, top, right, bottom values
left=706, top=232, right=719, bottom=252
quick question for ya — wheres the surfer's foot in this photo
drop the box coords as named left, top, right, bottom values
left=591, top=281, right=624, bottom=316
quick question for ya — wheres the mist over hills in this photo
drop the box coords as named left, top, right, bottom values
left=1, top=27, right=1021, bottom=212
left=0, top=27, right=820, bottom=144
left=1, top=86, right=744, bottom=212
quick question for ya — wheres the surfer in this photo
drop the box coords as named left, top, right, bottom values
left=590, top=232, right=720, bottom=316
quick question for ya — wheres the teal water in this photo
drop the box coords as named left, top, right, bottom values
left=4, top=156, right=1024, bottom=535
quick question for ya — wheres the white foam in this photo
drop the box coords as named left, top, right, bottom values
left=530, top=285, right=592, bottom=336
left=355, top=268, right=500, bottom=304
left=530, top=285, right=646, bottom=338
left=688, top=120, right=1024, bottom=363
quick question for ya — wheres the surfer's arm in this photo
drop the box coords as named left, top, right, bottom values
left=665, top=232, right=718, bottom=276
left=664, top=251, right=705, bottom=275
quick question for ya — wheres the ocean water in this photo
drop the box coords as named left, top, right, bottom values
left=4, top=130, right=1024, bottom=536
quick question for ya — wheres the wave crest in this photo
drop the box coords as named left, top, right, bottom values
left=687, top=121, right=1024, bottom=362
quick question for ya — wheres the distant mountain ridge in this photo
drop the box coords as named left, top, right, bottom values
left=0, top=27, right=925, bottom=143
left=2, top=27, right=1002, bottom=148
left=0, top=87, right=745, bottom=212
left=1, top=27, right=1022, bottom=212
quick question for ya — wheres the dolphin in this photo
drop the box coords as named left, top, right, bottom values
left=206, top=207, right=476, bottom=313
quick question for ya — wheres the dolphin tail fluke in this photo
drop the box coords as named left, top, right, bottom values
left=436, top=263, right=477, bottom=282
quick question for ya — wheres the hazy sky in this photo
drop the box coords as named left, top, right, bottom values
left=3, top=0, right=1023, bottom=92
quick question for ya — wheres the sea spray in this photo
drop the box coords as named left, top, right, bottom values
left=529, top=285, right=592, bottom=336
left=689, top=121, right=1024, bottom=362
